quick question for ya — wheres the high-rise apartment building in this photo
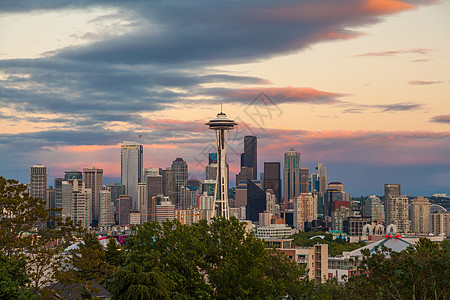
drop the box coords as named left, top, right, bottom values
left=300, top=167, right=309, bottom=194
left=54, top=178, right=64, bottom=216
left=264, top=162, right=281, bottom=203
left=410, top=196, right=431, bottom=234
left=171, top=158, right=188, bottom=204
left=385, top=196, right=410, bottom=233
left=283, top=147, right=301, bottom=202
left=155, top=198, right=175, bottom=224
left=293, top=193, right=318, bottom=231
left=431, top=212, right=450, bottom=236
left=121, top=141, right=143, bottom=210
left=30, top=164, right=47, bottom=202
left=71, top=181, right=92, bottom=228
left=83, top=167, right=103, bottom=226
left=241, top=136, right=257, bottom=180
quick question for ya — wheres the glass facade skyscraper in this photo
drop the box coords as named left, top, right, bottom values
left=283, top=147, right=300, bottom=202
left=121, top=141, right=143, bottom=210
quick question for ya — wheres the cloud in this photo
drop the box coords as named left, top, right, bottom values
left=354, top=48, right=434, bottom=57
left=343, top=102, right=423, bottom=113
left=431, top=115, right=450, bottom=124
left=408, top=80, right=442, bottom=85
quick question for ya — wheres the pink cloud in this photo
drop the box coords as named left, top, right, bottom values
left=431, top=115, right=450, bottom=124
left=408, top=80, right=442, bottom=85
left=354, top=48, right=434, bottom=57
left=221, top=86, right=347, bottom=105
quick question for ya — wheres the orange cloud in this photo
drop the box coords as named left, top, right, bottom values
left=364, top=0, right=415, bottom=13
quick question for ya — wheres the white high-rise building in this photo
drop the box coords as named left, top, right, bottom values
left=205, top=110, right=237, bottom=219
left=385, top=196, right=410, bottom=233
left=293, top=193, right=317, bottom=231
left=30, top=164, right=47, bottom=202
left=410, top=196, right=431, bottom=234
left=121, top=141, right=143, bottom=210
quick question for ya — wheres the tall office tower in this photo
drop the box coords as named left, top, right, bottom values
left=246, top=180, right=266, bottom=222
left=118, top=195, right=131, bottom=226
left=309, top=163, right=328, bottom=194
left=162, top=169, right=177, bottom=203
left=145, top=168, right=162, bottom=177
left=283, top=147, right=301, bottom=202
left=64, top=170, right=82, bottom=181
left=180, top=185, right=199, bottom=209
left=363, top=195, right=385, bottom=223
left=46, top=187, right=56, bottom=210
left=264, top=162, right=281, bottom=203
left=107, top=183, right=125, bottom=207
left=99, top=189, right=113, bottom=227
left=83, top=167, right=103, bottom=226
left=54, top=178, right=64, bottom=216
left=300, top=167, right=309, bottom=194
left=206, top=110, right=237, bottom=218
left=241, top=136, right=257, bottom=180
left=384, top=184, right=401, bottom=200
left=138, top=182, right=147, bottom=219
left=410, top=196, right=431, bottom=234
left=30, top=164, right=47, bottom=201
left=121, top=141, right=144, bottom=210
left=186, top=179, right=201, bottom=188
left=309, top=163, right=327, bottom=217
left=293, top=193, right=318, bottom=231
left=385, top=196, right=410, bottom=233
left=146, top=175, right=163, bottom=221
left=235, top=166, right=253, bottom=183
left=171, top=158, right=188, bottom=204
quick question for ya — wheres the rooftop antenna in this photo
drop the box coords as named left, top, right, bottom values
left=220, top=102, right=223, bottom=113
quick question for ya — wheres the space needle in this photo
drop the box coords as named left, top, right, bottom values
left=205, top=106, right=237, bottom=219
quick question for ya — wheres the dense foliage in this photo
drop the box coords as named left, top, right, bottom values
left=107, top=217, right=305, bottom=299
left=291, top=230, right=366, bottom=256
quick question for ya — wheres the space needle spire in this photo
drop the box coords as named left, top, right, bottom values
left=205, top=107, right=237, bottom=218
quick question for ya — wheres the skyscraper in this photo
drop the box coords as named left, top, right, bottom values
left=206, top=110, right=237, bottom=218
left=246, top=180, right=266, bottom=222
left=30, top=164, right=47, bottom=202
left=264, top=162, right=281, bottom=203
left=309, top=163, right=327, bottom=217
left=99, top=189, right=114, bottom=227
left=121, top=141, right=143, bottom=210
left=171, top=158, right=188, bottom=204
left=83, top=167, right=103, bottom=226
left=162, top=168, right=177, bottom=203
left=410, top=196, right=431, bottom=234
left=293, top=193, right=318, bottom=231
left=385, top=196, right=410, bottom=233
left=283, top=147, right=300, bottom=202
left=241, top=136, right=257, bottom=180
left=384, top=184, right=401, bottom=200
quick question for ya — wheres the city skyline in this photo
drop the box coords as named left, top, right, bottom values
left=1, top=1, right=449, bottom=196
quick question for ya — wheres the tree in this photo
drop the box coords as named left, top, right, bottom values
left=108, top=218, right=306, bottom=299
left=54, top=232, right=116, bottom=298
left=346, top=238, right=450, bottom=299
left=0, top=252, right=36, bottom=299
left=0, top=176, right=83, bottom=293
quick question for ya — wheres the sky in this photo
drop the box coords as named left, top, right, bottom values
left=0, top=0, right=449, bottom=196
